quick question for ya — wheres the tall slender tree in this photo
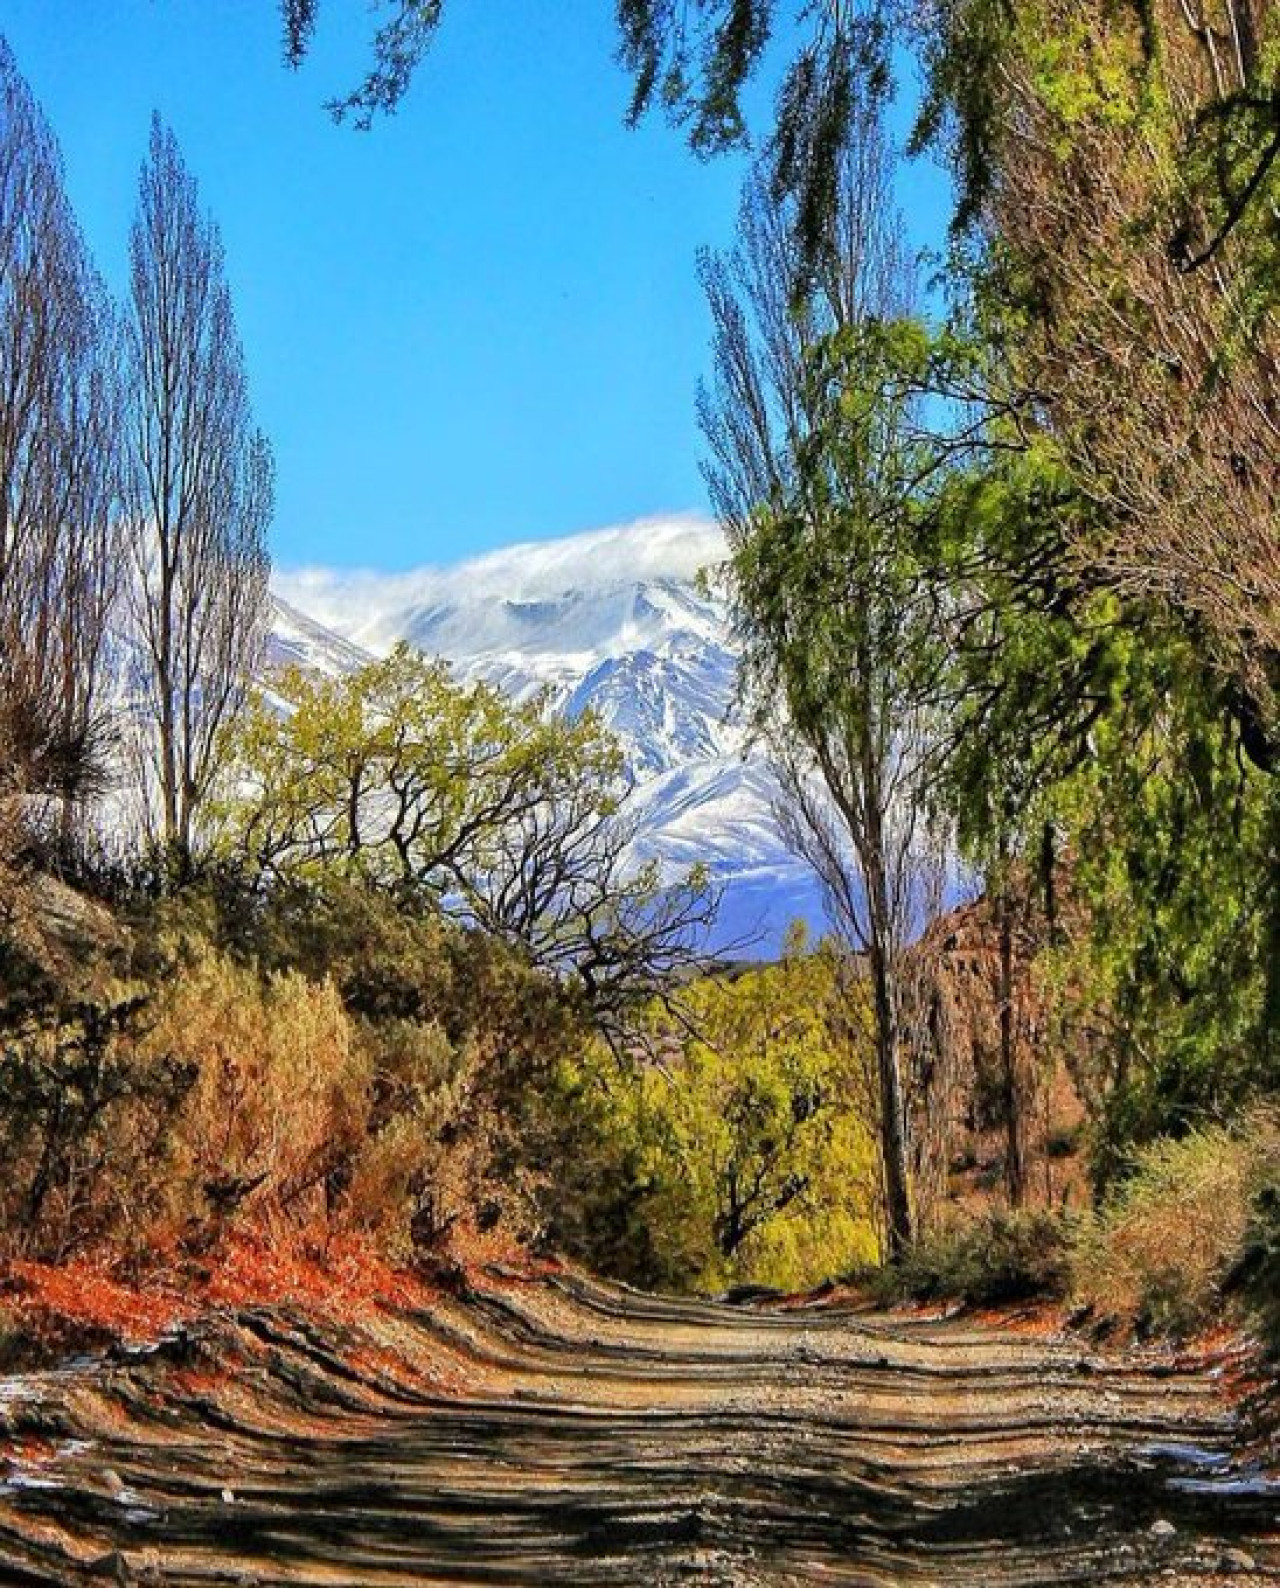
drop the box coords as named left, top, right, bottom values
left=0, top=40, right=124, bottom=817
left=125, top=115, right=273, bottom=860
left=701, top=110, right=945, bottom=1256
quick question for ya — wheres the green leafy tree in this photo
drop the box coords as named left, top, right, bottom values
left=215, top=644, right=717, bottom=1022
left=928, top=441, right=1277, bottom=1188
left=728, top=320, right=953, bottom=1259
left=1054, top=637, right=1277, bottom=1186
left=698, top=96, right=955, bottom=1257
left=549, top=941, right=880, bottom=1291
left=926, top=442, right=1129, bottom=1204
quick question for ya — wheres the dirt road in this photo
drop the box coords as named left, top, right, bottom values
left=0, top=1269, right=1276, bottom=1584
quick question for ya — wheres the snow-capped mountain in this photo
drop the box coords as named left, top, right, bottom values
left=267, top=597, right=374, bottom=678
left=272, top=516, right=826, bottom=953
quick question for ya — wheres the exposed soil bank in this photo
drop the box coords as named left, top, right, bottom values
left=0, top=1268, right=1276, bottom=1585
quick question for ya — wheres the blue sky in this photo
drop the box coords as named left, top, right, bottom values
left=1, top=2, right=951, bottom=571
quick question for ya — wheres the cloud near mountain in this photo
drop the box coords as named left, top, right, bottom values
left=274, top=515, right=727, bottom=653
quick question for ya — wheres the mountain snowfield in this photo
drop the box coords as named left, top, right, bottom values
left=272, top=516, right=826, bottom=953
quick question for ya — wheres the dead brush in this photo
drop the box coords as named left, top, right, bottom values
left=1071, top=1108, right=1280, bottom=1339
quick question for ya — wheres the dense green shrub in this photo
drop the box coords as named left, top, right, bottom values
left=870, top=1210, right=1073, bottom=1308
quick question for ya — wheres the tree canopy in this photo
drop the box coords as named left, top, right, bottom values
left=216, top=645, right=718, bottom=1024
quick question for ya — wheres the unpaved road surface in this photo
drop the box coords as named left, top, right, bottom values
left=0, top=1270, right=1276, bottom=1584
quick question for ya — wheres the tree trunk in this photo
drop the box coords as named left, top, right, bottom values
left=997, top=882, right=1028, bottom=1209
left=870, top=944, right=913, bottom=1259
left=863, top=820, right=913, bottom=1258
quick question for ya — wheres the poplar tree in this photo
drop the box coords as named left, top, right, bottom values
left=0, top=41, right=124, bottom=815
left=701, top=115, right=945, bottom=1257
left=125, top=115, right=273, bottom=861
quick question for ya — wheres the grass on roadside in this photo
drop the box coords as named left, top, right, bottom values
left=865, top=1209, right=1073, bottom=1309
left=1073, top=1111, right=1279, bottom=1340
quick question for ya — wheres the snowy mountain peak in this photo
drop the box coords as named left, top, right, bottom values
left=274, top=514, right=726, bottom=657
left=270, top=516, right=822, bottom=952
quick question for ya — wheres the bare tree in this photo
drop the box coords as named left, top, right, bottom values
left=0, top=41, right=125, bottom=823
left=125, top=115, right=273, bottom=861
left=701, top=109, right=947, bottom=1257
left=454, top=787, right=720, bottom=1035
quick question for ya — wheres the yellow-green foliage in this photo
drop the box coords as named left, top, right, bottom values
left=1029, top=18, right=1146, bottom=135
left=552, top=940, right=880, bottom=1294
left=1072, top=1110, right=1280, bottom=1337
left=212, top=643, right=622, bottom=892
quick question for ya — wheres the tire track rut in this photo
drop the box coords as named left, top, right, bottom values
left=0, top=1270, right=1275, bottom=1584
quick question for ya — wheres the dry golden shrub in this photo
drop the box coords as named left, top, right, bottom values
left=342, top=1112, right=429, bottom=1259
left=1072, top=1109, right=1280, bottom=1336
left=146, top=948, right=371, bottom=1228
left=340, top=1016, right=475, bottom=1253
left=0, top=998, right=189, bottom=1266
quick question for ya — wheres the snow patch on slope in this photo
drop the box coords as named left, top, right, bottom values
left=267, top=597, right=374, bottom=677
